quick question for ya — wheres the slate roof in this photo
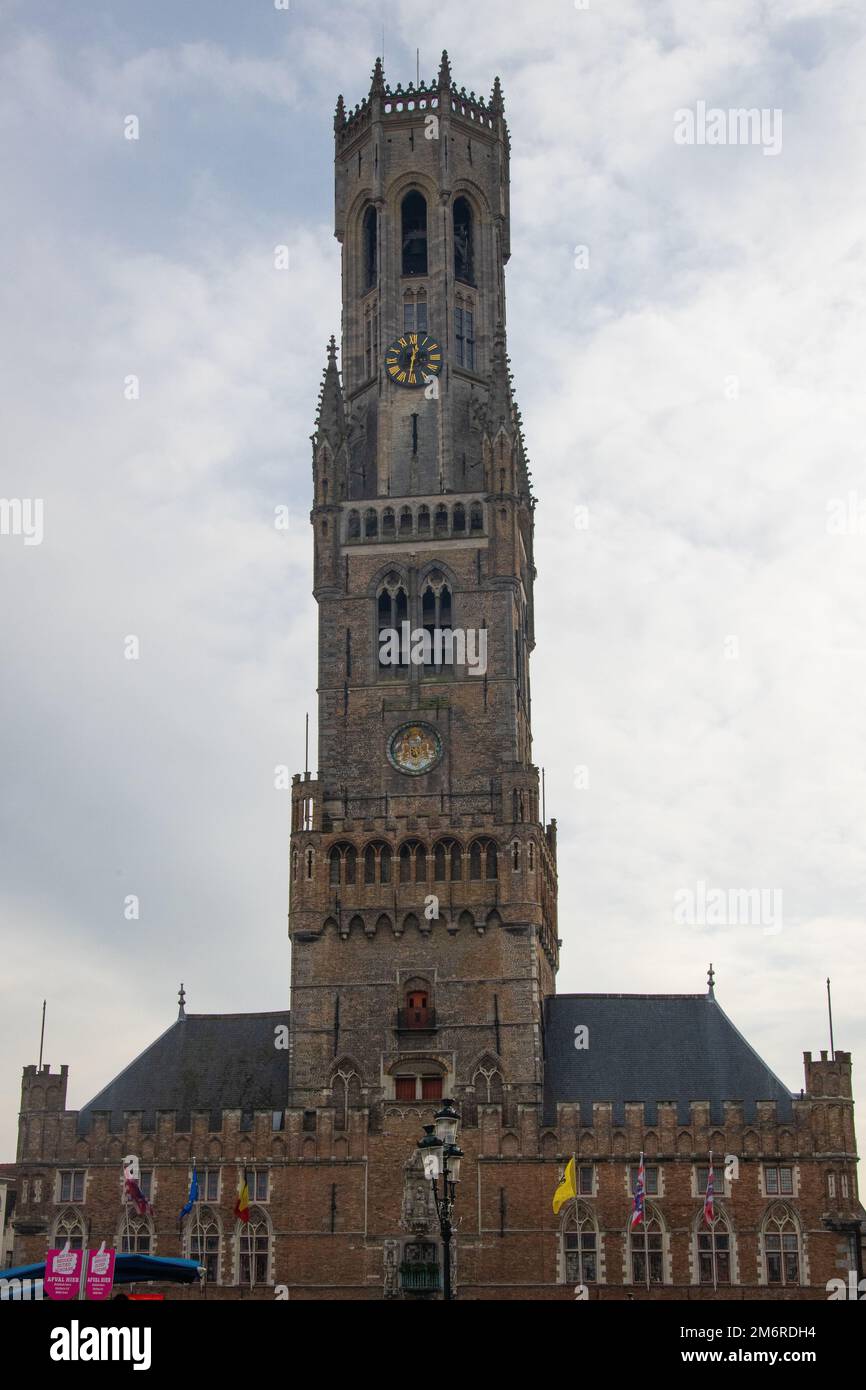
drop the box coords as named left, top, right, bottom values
left=77, top=1012, right=289, bottom=1135
left=543, top=992, right=795, bottom=1126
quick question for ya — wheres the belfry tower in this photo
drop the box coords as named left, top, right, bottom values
left=288, top=53, right=558, bottom=1127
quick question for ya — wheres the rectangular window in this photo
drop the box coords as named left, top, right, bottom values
left=59, top=1170, right=86, bottom=1203
left=455, top=307, right=464, bottom=366
left=464, top=309, right=474, bottom=370
left=404, top=302, right=414, bottom=333
left=698, top=1232, right=730, bottom=1284
left=416, top=301, right=427, bottom=332
left=565, top=1232, right=597, bottom=1283
left=766, top=1233, right=799, bottom=1285
left=201, top=1169, right=220, bottom=1203
left=630, top=1165, right=659, bottom=1196
left=138, top=1170, right=153, bottom=1201
left=579, top=1165, right=594, bottom=1195
left=765, top=1166, right=794, bottom=1195
left=631, top=1234, right=663, bottom=1285
left=421, top=1076, right=443, bottom=1101
left=841, top=1174, right=849, bottom=1199
left=395, top=1077, right=416, bottom=1101
left=239, top=1232, right=268, bottom=1286
left=245, top=1169, right=269, bottom=1203
left=827, top=1172, right=836, bottom=1198
left=696, top=1166, right=719, bottom=1193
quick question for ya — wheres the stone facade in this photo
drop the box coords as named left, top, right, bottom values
left=6, top=54, right=864, bottom=1301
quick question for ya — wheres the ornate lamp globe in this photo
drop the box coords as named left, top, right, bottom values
left=446, top=1145, right=464, bottom=1183
left=433, top=1099, right=459, bottom=1146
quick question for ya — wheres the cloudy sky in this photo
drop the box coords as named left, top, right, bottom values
left=1, top=0, right=864, bottom=1162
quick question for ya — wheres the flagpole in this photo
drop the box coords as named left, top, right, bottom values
left=642, top=1153, right=649, bottom=1292
left=572, top=1153, right=580, bottom=1286
left=710, top=1149, right=717, bottom=1293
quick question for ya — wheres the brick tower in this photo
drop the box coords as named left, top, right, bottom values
left=287, top=52, right=559, bottom=1126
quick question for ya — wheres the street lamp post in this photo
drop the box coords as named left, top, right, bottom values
left=417, top=1100, right=464, bottom=1301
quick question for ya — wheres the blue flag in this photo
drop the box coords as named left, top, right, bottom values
left=180, top=1165, right=199, bottom=1219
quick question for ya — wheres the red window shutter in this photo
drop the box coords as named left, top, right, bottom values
left=422, top=1077, right=443, bottom=1100
left=395, top=1077, right=416, bottom=1101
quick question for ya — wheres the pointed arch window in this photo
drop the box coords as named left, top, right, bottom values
left=470, top=501, right=483, bottom=532
left=53, top=1208, right=85, bottom=1251
left=401, top=191, right=428, bottom=277
left=629, top=1206, right=664, bottom=1284
left=420, top=569, right=453, bottom=674
left=399, top=840, right=426, bottom=884
left=364, top=841, right=391, bottom=884
left=433, top=839, right=462, bottom=882
left=697, top=1210, right=732, bottom=1285
left=365, top=508, right=378, bottom=538
left=417, top=505, right=430, bottom=535
left=763, top=1204, right=801, bottom=1286
left=378, top=572, right=409, bottom=675
left=347, top=510, right=360, bottom=540
left=237, top=1208, right=271, bottom=1286
left=331, top=1063, right=361, bottom=1131
left=186, top=1206, right=222, bottom=1283
left=362, top=205, right=377, bottom=292
left=562, top=1201, right=598, bottom=1284
left=453, top=196, right=474, bottom=284
left=118, top=1212, right=153, bottom=1254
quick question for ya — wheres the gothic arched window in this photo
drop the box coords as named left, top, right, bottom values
left=365, top=508, right=378, bottom=538
left=347, top=510, right=360, bottom=540
left=401, top=191, right=428, bottom=277
left=453, top=196, right=474, bottom=284
left=400, top=841, right=426, bottom=883
left=420, top=570, right=453, bottom=673
left=331, top=1063, right=361, bottom=1131
left=362, top=205, right=377, bottom=292
left=399, top=506, right=413, bottom=535
left=762, top=1204, right=801, bottom=1286
left=561, top=1201, right=598, bottom=1285
left=186, top=1205, right=222, bottom=1284
left=417, top=505, right=430, bottom=535
left=236, top=1208, right=271, bottom=1286
left=697, top=1210, right=733, bottom=1285
left=118, top=1212, right=154, bottom=1254
left=53, top=1208, right=85, bottom=1251
left=470, top=501, right=483, bottom=532
left=433, top=839, right=462, bottom=882
left=629, top=1206, right=664, bottom=1285
left=377, top=572, right=409, bottom=675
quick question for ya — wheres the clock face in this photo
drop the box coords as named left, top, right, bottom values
left=384, top=332, right=443, bottom=388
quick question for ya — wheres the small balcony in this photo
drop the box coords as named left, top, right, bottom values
left=399, top=1262, right=441, bottom=1294
left=396, top=1007, right=437, bottom=1032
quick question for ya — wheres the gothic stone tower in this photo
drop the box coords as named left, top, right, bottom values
left=288, top=52, right=558, bottom=1136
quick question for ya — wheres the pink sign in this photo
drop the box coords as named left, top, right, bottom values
left=45, top=1247, right=84, bottom=1300
left=85, top=1246, right=116, bottom=1300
